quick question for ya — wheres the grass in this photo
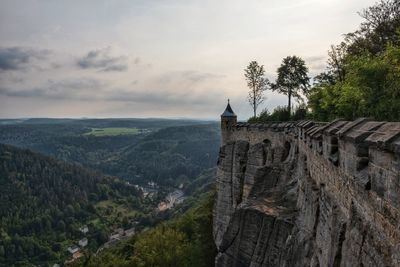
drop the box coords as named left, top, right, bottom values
left=95, top=200, right=137, bottom=223
left=88, top=218, right=102, bottom=227
left=84, top=127, right=140, bottom=136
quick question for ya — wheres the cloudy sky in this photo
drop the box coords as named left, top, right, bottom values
left=0, top=0, right=377, bottom=119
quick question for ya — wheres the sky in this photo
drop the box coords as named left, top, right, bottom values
left=0, top=0, right=378, bottom=120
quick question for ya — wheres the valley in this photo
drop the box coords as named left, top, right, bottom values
left=0, top=118, right=220, bottom=266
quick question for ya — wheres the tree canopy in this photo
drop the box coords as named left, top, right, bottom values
left=308, top=0, right=400, bottom=121
left=272, top=56, right=310, bottom=115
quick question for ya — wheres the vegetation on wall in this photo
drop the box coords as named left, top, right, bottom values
left=248, top=105, right=308, bottom=123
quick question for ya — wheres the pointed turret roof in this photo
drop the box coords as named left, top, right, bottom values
left=221, top=100, right=236, bottom=117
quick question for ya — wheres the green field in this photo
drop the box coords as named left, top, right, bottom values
left=84, top=127, right=140, bottom=136
left=95, top=200, right=138, bottom=224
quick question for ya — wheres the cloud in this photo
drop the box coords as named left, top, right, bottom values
left=0, top=70, right=226, bottom=110
left=305, top=55, right=327, bottom=75
left=105, top=87, right=226, bottom=110
left=181, top=71, right=225, bottom=83
left=156, top=70, right=225, bottom=85
left=0, top=78, right=105, bottom=100
left=305, top=55, right=326, bottom=63
left=0, top=47, right=50, bottom=71
left=77, top=47, right=128, bottom=72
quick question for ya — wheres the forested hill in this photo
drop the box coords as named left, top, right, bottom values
left=0, top=122, right=220, bottom=187
left=0, top=144, right=140, bottom=266
left=107, top=124, right=220, bottom=185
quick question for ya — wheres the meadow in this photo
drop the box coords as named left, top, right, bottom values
left=84, top=127, right=140, bottom=136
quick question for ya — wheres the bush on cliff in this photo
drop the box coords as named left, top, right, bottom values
left=248, top=105, right=308, bottom=123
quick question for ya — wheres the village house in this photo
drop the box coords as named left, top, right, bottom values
left=158, top=201, right=168, bottom=211
left=72, top=251, right=82, bottom=260
left=79, top=237, right=88, bottom=247
left=67, top=245, right=79, bottom=254
left=79, top=225, right=89, bottom=234
left=65, top=249, right=83, bottom=264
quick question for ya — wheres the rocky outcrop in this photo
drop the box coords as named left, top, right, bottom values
left=213, top=119, right=400, bottom=267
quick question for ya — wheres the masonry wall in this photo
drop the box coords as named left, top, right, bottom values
left=213, top=119, right=400, bottom=267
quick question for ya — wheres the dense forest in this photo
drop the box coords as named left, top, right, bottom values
left=106, top=124, right=220, bottom=186
left=0, top=144, right=143, bottom=266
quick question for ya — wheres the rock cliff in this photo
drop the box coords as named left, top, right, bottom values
left=213, top=108, right=400, bottom=267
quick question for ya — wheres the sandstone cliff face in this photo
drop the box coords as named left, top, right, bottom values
left=213, top=119, right=400, bottom=267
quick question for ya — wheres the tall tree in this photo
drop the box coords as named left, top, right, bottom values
left=327, top=42, right=347, bottom=82
left=244, top=61, right=268, bottom=117
left=272, top=56, right=310, bottom=115
left=345, top=0, right=400, bottom=55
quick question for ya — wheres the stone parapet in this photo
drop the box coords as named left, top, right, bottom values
left=215, top=118, right=400, bottom=266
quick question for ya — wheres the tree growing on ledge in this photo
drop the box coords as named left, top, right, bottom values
left=272, top=56, right=310, bottom=115
left=244, top=61, right=269, bottom=117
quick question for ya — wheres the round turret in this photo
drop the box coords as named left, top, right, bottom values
left=221, top=100, right=237, bottom=145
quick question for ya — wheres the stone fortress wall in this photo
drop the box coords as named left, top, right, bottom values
left=213, top=116, right=400, bottom=267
